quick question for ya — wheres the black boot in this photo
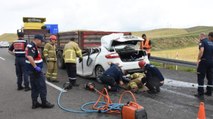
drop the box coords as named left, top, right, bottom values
left=17, top=86, right=24, bottom=91
left=64, top=84, right=72, bottom=90
left=194, top=93, right=204, bottom=99
left=46, top=77, right=51, bottom=82
left=52, top=80, right=59, bottom=83
left=71, top=80, right=79, bottom=87
left=24, top=87, right=31, bottom=92
left=204, top=92, right=212, bottom=96
left=41, top=101, right=54, bottom=109
left=32, top=101, right=42, bottom=109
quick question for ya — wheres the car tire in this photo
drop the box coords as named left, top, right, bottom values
left=95, top=65, right=105, bottom=83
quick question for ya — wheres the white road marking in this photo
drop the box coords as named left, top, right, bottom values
left=161, top=88, right=195, bottom=99
left=0, top=57, right=5, bottom=61
left=164, top=78, right=213, bottom=88
left=45, top=81, right=67, bottom=92
left=161, top=78, right=212, bottom=99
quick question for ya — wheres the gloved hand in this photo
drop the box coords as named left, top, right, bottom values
left=79, top=57, right=83, bottom=63
left=34, top=66, right=42, bottom=72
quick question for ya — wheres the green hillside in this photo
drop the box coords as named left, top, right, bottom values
left=133, top=28, right=188, bottom=38
left=1, top=26, right=213, bottom=49
left=0, top=33, right=17, bottom=42
left=132, top=26, right=213, bottom=51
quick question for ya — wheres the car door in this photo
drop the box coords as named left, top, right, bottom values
left=77, top=48, right=100, bottom=76
left=77, top=50, right=88, bottom=76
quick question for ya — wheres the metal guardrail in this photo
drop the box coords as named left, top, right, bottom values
left=150, top=56, right=197, bottom=68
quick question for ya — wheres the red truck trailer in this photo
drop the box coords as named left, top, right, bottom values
left=56, top=31, right=131, bottom=68
left=20, top=29, right=131, bottom=69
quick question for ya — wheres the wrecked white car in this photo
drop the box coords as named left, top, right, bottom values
left=76, top=33, right=150, bottom=81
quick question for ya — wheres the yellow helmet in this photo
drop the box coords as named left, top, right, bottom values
left=129, top=82, right=138, bottom=89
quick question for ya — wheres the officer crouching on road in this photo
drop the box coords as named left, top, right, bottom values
left=43, top=35, right=59, bottom=82
left=138, top=61, right=164, bottom=94
left=25, top=35, right=54, bottom=109
left=8, top=32, right=30, bottom=91
left=99, top=62, right=125, bottom=92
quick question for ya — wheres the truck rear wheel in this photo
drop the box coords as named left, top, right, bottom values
left=57, top=51, right=65, bottom=69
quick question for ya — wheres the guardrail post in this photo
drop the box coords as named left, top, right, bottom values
left=150, top=56, right=197, bottom=68
left=175, top=52, right=179, bottom=70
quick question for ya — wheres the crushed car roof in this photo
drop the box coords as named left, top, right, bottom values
left=101, top=33, right=143, bottom=49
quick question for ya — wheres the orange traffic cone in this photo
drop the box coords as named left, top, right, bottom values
left=197, top=102, right=206, bottom=119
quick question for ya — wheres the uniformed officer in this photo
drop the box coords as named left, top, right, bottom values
left=8, top=32, right=30, bottom=91
left=195, top=32, right=213, bottom=98
left=25, top=35, right=54, bottom=109
left=63, top=38, right=83, bottom=90
left=99, top=62, right=124, bottom=92
left=43, top=35, right=58, bottom=82
left=138, top=61, right=164, bottom=94
left=199, top=33, right=206, bottom=42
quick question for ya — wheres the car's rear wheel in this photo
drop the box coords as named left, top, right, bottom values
left=95, top=65, right=104, bottom=83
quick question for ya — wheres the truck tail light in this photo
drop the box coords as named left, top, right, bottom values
left=105, top=53, right=120, bottom=59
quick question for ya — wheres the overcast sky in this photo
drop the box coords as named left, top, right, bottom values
left=0, top=0, right=212, bottom=35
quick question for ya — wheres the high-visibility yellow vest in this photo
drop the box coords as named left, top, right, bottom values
left=43, top=42, right=57, bottom=61
left=63, top=41, right=82, bottom=63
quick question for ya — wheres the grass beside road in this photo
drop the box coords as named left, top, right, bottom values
left=133, top=26, right=213, bottom=51
left=151, top=46, right=198, bottom=73
left=152, top=46, right=198, bottom=62
left=151, top=61, right=196, bottom=73
left=132, top=28, right=188, bottom=38
left=0, top=33, right=17, bottom=42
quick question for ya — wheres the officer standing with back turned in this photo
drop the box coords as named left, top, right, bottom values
left=8, top=32, right=30, bottom=91
left=63, top=37, right=83, bottom=90
left=195, top=32, right=213, bottom=98
left=25, top=35, right=54, bottom=109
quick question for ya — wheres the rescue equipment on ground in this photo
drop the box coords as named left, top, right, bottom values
left=84, top=82, right=95, bottom=91
left=122, top=101, right=147, bottom=119
left=57, top=82, right=147, bottom=119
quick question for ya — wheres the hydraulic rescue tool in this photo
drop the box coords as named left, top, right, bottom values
left=58, top=82, right=147, bottom=119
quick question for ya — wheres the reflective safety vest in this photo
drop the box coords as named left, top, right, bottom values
left=8, top=39, right=27, bottom=57
left=43, top=42, right=57, bottom=61
left=63, top=41, right=82, bottom=63
left=25, top=42, right=43, bottom=70
left=140, top=39, right=151, bottom=54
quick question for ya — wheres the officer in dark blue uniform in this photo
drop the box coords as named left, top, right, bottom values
left=195, top=32, right=213, bottom=98
left=138, top=61, right=164, bottom=94
left=25, top=35, right=54, bottom=109
left=100, top=62, right=124, bottom=92
left=8, top=32, right=30, bottom=91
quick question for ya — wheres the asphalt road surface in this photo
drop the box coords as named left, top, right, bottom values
left=0, top=48, right=213, bottom=119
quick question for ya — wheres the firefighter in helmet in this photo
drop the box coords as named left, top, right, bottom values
left=63, top=38, right=83, bottom=90
left=43, top=35, right=59, bottom=82
left=127, top=73, right=146, bottom=93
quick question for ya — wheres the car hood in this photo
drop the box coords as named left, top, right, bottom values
left=101, top=33, right=143, bottom=49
